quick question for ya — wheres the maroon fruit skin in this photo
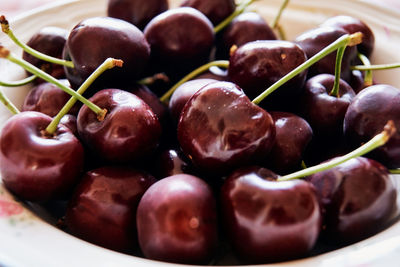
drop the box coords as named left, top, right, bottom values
left=307, top=157, right=396, bottom=244
left=344, top=84, right=400, bottom=168
left=300, top=74, right=356, bottom=138
left=295, top=27, right=357, bottom=82
left=321, top=15, right=375, bottom=57
left=264, top=112, right=313, bottom=174
left=228, top=40, right=307, bottom=100
left=21, top=80, right=80, bottom=117
left=180, top=0, right=235, bottom=25
left=221, top=167, right=321, bottom=263
left=107, top=0, right=168, bottom=30
left=136, top=174, right=218, bottom=264
left=0, top=111, right=84, bottom=201
left=144, top=7, right=214, bottom=79
left=217, top=12, right=277, bottom=59
left=23, top=26, right=68, bottom=82
left=64, top=17, right=150, bottom=89
left=177, top=81, right=275, bottom=175
left=169, top=78, right=217, bottom=122
left=59, top=114, right=78, bottom=137
left=77, top=89, right=161, bottom=163
left=66, top=166, right=156, bottom=252
left=153, top=149, right=192, bottom=178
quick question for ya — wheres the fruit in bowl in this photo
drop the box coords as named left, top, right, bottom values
left=0, top=0, right=400, bottom=266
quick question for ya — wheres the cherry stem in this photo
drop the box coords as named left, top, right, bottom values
left=0, top=75, right=36, bottom=87
left=214, top=0, right=256, bottom=34
left=138, top=73, right=169, bottom=86
left=278, top=120, right=396, bottom=182
left=271, top=0, right=290, bottom=40
left=160, top=60, right=229, bottom=104
left=0, top=89, right=20, bottom=115
left=252, top=32, right=363, bottom=105
left=351, top=62, right=400, bottom=71
left=357, top=53, right=373, bottom=86
left=329, top=44, right=346, bottom=97
left=390, top=169, right=400, bottom=174
left=45, top=58, right=122, bottom=135
left=0, top=46, right=103, bottom=115
left=0, top=15, right=74, bottom=69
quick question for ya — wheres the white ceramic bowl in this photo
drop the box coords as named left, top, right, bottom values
left=1, top=0, right=400, bottom=266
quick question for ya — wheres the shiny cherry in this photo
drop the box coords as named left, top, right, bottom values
left=180, top=0, right=235, bottom=25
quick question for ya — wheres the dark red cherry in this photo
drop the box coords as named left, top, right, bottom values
left=177, top=81, right=275, bottom=175
left=22, top=26, right=68, bottom=82
left=59, top=114, right=78, bottom=137
left=228, top=40, right=307, bottom=110
left=107, top=0, right=168, bottom=30
left=216, top=12, right=277, bottom=59
left=344, top=84, right=400, bottom=168
left=0, top=111, right=84, bottom=201
left=299, top=74, right=355, bottom=138
left=136, top=174, right=218, bottom=264
left=144, top=7, right=214, bottom=80
left=307, top=157, right=396, bottom=244
left=64, top=17, right=150, bottom=89
left=77, top=89, right=161, bottom=163
left=180, top=0, right=235, bottom=25
left=21, top=79, right=80, bottom=117
left=221, top=166, right=321, bottom=263
left=264, top=112, right=313, bottom=174
left=321, top=15, right=375, bottom=57
left=295, top=27, right=358, bottom=82
left=66, top=166, right=156, bottom=252
left=153, top=148, right=193, bottom=179
left=169, top=78, right=217, bottom=122
left=194, top=66, right=229, bottom=81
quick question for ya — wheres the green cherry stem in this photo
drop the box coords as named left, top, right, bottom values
left=45, top=58, right=122, bottom=135
left=252, top=32, right=363, bottom=105
left=160, top=60, right=229, bottom=104
left=0, top=75, right=36, bottom=87
left=271, top=0, right=290, bottom=40
left=278, top=120, right=396, bottom=182
left=329, top=44, right=346, bottom=97
left=351, top=62, right=400, bottom=71
left=0, top=89, right=20, bottom=114
left=214, top=0, right=256, bottom=34
left=389, top=169, right=400, bottom=175
left=357, top=53, right=373, bottom=86
left=0, top=46, right=103, bottom=115
left=0, top=15, right=74, bottom=68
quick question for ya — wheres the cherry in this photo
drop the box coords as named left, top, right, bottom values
left=216, top=12, right=277, bottom=59
left=21, top=79, right=80, bottom=117
left=295, top=27, right=357, bottom=82
left=221, top=166, right=321, bottom=263
left=169, top=78, right=217, bottom=122
left=194, top=66, right=229, bottom=81
left=307, top=157, right=396, bottom=244
left=77, top=89, right=161, bottom=163
left=299, top=74, right=355, bottom=138
left=344, top=84, right=400, bottom=168
left=153, top=148, right=193, bottom=179
left=320, top=15, right=375, bottom=57
left=263, top=112, right=313, bottom=174
left=144, top=7, right=214, bottom=80
left=228, top=40, right=307, bottom=110
left=107, top=0, right=168, bottom=30
left=180, top=0, right=235, bottom=25
left=0, top=111, right=84, bottom=201
left=177, top=81, right=275, bottom=175
left=136, top=174, right=218, bottom=264
left=64, top=17, right=150, bottom=89
left=59, top=114, right=78, bottom=137
left=66, top=166, right=156, bottom=252
left=22, top=26, right=68, bottom=82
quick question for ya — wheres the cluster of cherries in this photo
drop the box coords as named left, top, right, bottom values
left=0, top=0, right=400, bottom=264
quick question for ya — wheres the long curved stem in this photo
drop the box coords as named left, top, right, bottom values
left=0, top=89, right=20, bottom=114
left=278, top=120, right=396, bottom=181
left=271, top=0, right=290, bottom=40
left=329, top=45, right=346, bottom=97
left=45, top=58, right=122, bottom=134
left=214, top=0, right=256, bottom=33
left=0, top=15, right=74, bottom=68
left=160, top=60, right=229, bottom=104
left=351, top=62, right=400, bottom=71
left=0, top=75, right=36, bottom=87
left=252, top=32, right=363, bottom=105
left=357, top=53, right=373, bottom=86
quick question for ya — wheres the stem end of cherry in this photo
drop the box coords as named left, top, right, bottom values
left=97, top=108, right=108, bottom=122
left=383, top=120, right=396, bottom=143
left=349, top=32, right=363, bottom=47
left=113, top=59, right=124, bottom=68
left=0, top=15, right=9, bottom=34
left=0, top=46, right=10, bottom=58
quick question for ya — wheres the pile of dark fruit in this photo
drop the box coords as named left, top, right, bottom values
left=0, top=0, right=400, bottom=265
